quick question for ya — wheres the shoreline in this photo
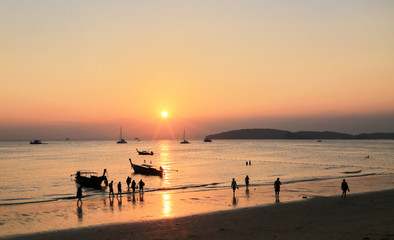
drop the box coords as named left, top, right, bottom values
left=4, top=188, right=394, bottom=240
left=1, top=174, right=394, bottom=239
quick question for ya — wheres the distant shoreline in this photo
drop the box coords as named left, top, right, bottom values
left=205, top=128, right=394, bottom=140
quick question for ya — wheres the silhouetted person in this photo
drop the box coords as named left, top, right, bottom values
left=117, top=181, right=122, bottom=195
left=246, top=161, right=248, bottom=166
left=138, top=179, right=145, bottom=193
left=231, top=178, right=239, bottom=195
left=126, top=176, right=131, bottom=189
left=341, top=179, right=350, bottom=198
left=249, top=160, right=251, bottom=165
left=274, top=178, right=281, bottom=199
left=76, top=186, right=83, bottom=207
left=245, top=175, right=250, bottom=188
left=131, top=180, right=136, bottom=193
left=109, top=181, right=114, bottom=196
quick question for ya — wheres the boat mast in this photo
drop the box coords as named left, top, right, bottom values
left=119, top=126, right=123, bottom=140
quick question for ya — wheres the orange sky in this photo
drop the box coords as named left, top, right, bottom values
left=0, top=1, right=393, bottom=140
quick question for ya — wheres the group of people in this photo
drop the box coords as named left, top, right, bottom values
left=230, top=176, right=350, bottom=199
left=76, top=176, right=146, bottom=206
left=108, top=177, right=145, bottom=196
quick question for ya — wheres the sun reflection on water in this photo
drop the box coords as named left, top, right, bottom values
left=162, top=193, right=172, bottom=217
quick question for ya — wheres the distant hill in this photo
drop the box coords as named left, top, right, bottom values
left=205, top=129, right=394, bottom=140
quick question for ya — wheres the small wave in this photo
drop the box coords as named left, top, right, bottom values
left=341, top=170, right=362, bottom=174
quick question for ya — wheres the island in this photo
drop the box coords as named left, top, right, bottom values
left=205, top=128, right=394, bottom=140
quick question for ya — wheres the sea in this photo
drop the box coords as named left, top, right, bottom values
left=1, top=139, right=393, bottom=206
left=0, top=139, right=393, bottom=237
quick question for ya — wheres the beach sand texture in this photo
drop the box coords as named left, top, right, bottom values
left=3, top=180, right=394, bottom=240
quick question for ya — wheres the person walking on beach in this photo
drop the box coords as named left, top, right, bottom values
left=245, top=175, right=250, bottom=188
left=117, top=181, right=122, bottom=195
left=76, top=186, right=83, bottom=207
left=126, top=176, right=131, bottom=190
left=341, top=179, right=350, bottom=198
left=274, top=178, right=281, bottom=198
left=231, top=178, right=239, bottom=195
left=131, top=179, right=137, bottom=193
left=109, top=180, right=114, bottom=196
left=138, top=179, right=145, bottom=193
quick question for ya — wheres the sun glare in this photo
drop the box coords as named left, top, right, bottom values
left=161, top=111, right=168, bottom=118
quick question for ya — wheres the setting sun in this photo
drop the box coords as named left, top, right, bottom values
left=161, top=111, right=168, bottom=118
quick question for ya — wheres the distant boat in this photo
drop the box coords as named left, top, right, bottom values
left=72, top=169, right=108, bottom=188
left=117, top=126, right=127, bottom=144
left=30, top=140, right=43, bottom=144
left=136, top=148, right=154, bottom=155
left=180, top=129, right=190, bottom=144
left=317, top=139, right=322, bottom=142
left=129, top=159, right=163, bottom=176
left=204, top=138, right=212, bottom=142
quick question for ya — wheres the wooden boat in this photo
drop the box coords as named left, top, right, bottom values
left=204, top=138, right=212, bottom=142
left=30, top=140, right=42, bottom=144
left=180, top=129, right=190, bottom=144
left=117, top=126, right=127, bottom=144
left=129, top=159, right=163, bottom=176
left=73, top=169, right=108, bottom=188
left=136, top=149, right=154, bottom=155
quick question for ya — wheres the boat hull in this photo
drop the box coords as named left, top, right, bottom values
left=76, top=176, right=108, bottom=188
left=129, top=159, right=163, bottom=176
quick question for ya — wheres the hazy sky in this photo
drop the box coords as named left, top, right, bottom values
left=1, top=1, right=393, bottom=140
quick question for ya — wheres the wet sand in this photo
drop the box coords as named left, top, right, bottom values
left=4, top=189, right=394, bottom=240
left=2, top=174, right=394, bottom=239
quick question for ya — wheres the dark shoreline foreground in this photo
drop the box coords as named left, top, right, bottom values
left=5, top=189, right=394, bottom=240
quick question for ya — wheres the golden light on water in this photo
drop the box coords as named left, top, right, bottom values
left=162, top=193, right=172, bottom=216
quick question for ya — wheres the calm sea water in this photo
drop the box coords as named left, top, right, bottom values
left=0, top=140, right=393, bottom=206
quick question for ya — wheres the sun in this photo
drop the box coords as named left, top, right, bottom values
left=161, top=111, right=168, bottom=118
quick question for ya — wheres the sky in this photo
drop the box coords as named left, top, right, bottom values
left=1, top=0, right=393, bottom=140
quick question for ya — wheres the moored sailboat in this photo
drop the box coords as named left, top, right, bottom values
left=180, top=129, right=190, bottom=144
left=117, top=126, right=127, bottom=144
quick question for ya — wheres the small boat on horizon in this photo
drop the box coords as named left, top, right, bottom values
left=180, top=129, right=190, bottom=144
left=204, top=138, right=212, bottom=142
left=129, top=159, right=163, bottom=176
left=30, top=140, right=47, bottom=144
left=136, top=149, right=154, bottom=155
left=72, top=169, right=108, bottom=188
left=117, top=126, right=127, bottom=144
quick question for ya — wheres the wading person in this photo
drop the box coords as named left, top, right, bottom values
left=131, top=179, right=136, bottom=194
left=76, top=186, right=83, bottom=207
left=231, top=178, right=239, bottom=195
left=245, top=175, right=250, bottom=188
left=138, top=179, right=145, bottom=193
left=341, top=179, right=350, bottom=198
left=117, top=181, right=122, bottom=195
left=274, top=177, right=281, bottom=199
left=126, top=176, right=131, bottom=190
left=109, top=180, right=114, bottom=196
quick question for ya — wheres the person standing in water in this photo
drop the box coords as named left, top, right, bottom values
left=117, top=181, right=122, bottom=195
left=341, top=179, right=350, bottom=198
left=76, top=186, right=83, bottom=207
left=231, top=178, right=239, bottom=195
left=126, top=176, right=131, bottom=190
left=131, top=179, right=136, bottom=194
left=109, top=181, right=114, bottom=196
left=245, top=175, right=250, bottom=188
left=274, top=177, right=281, bottom=198
left=138, top=179, right=145, bottom=193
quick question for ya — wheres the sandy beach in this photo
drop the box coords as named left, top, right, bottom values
left=3, top=177, right=394, bottom=240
